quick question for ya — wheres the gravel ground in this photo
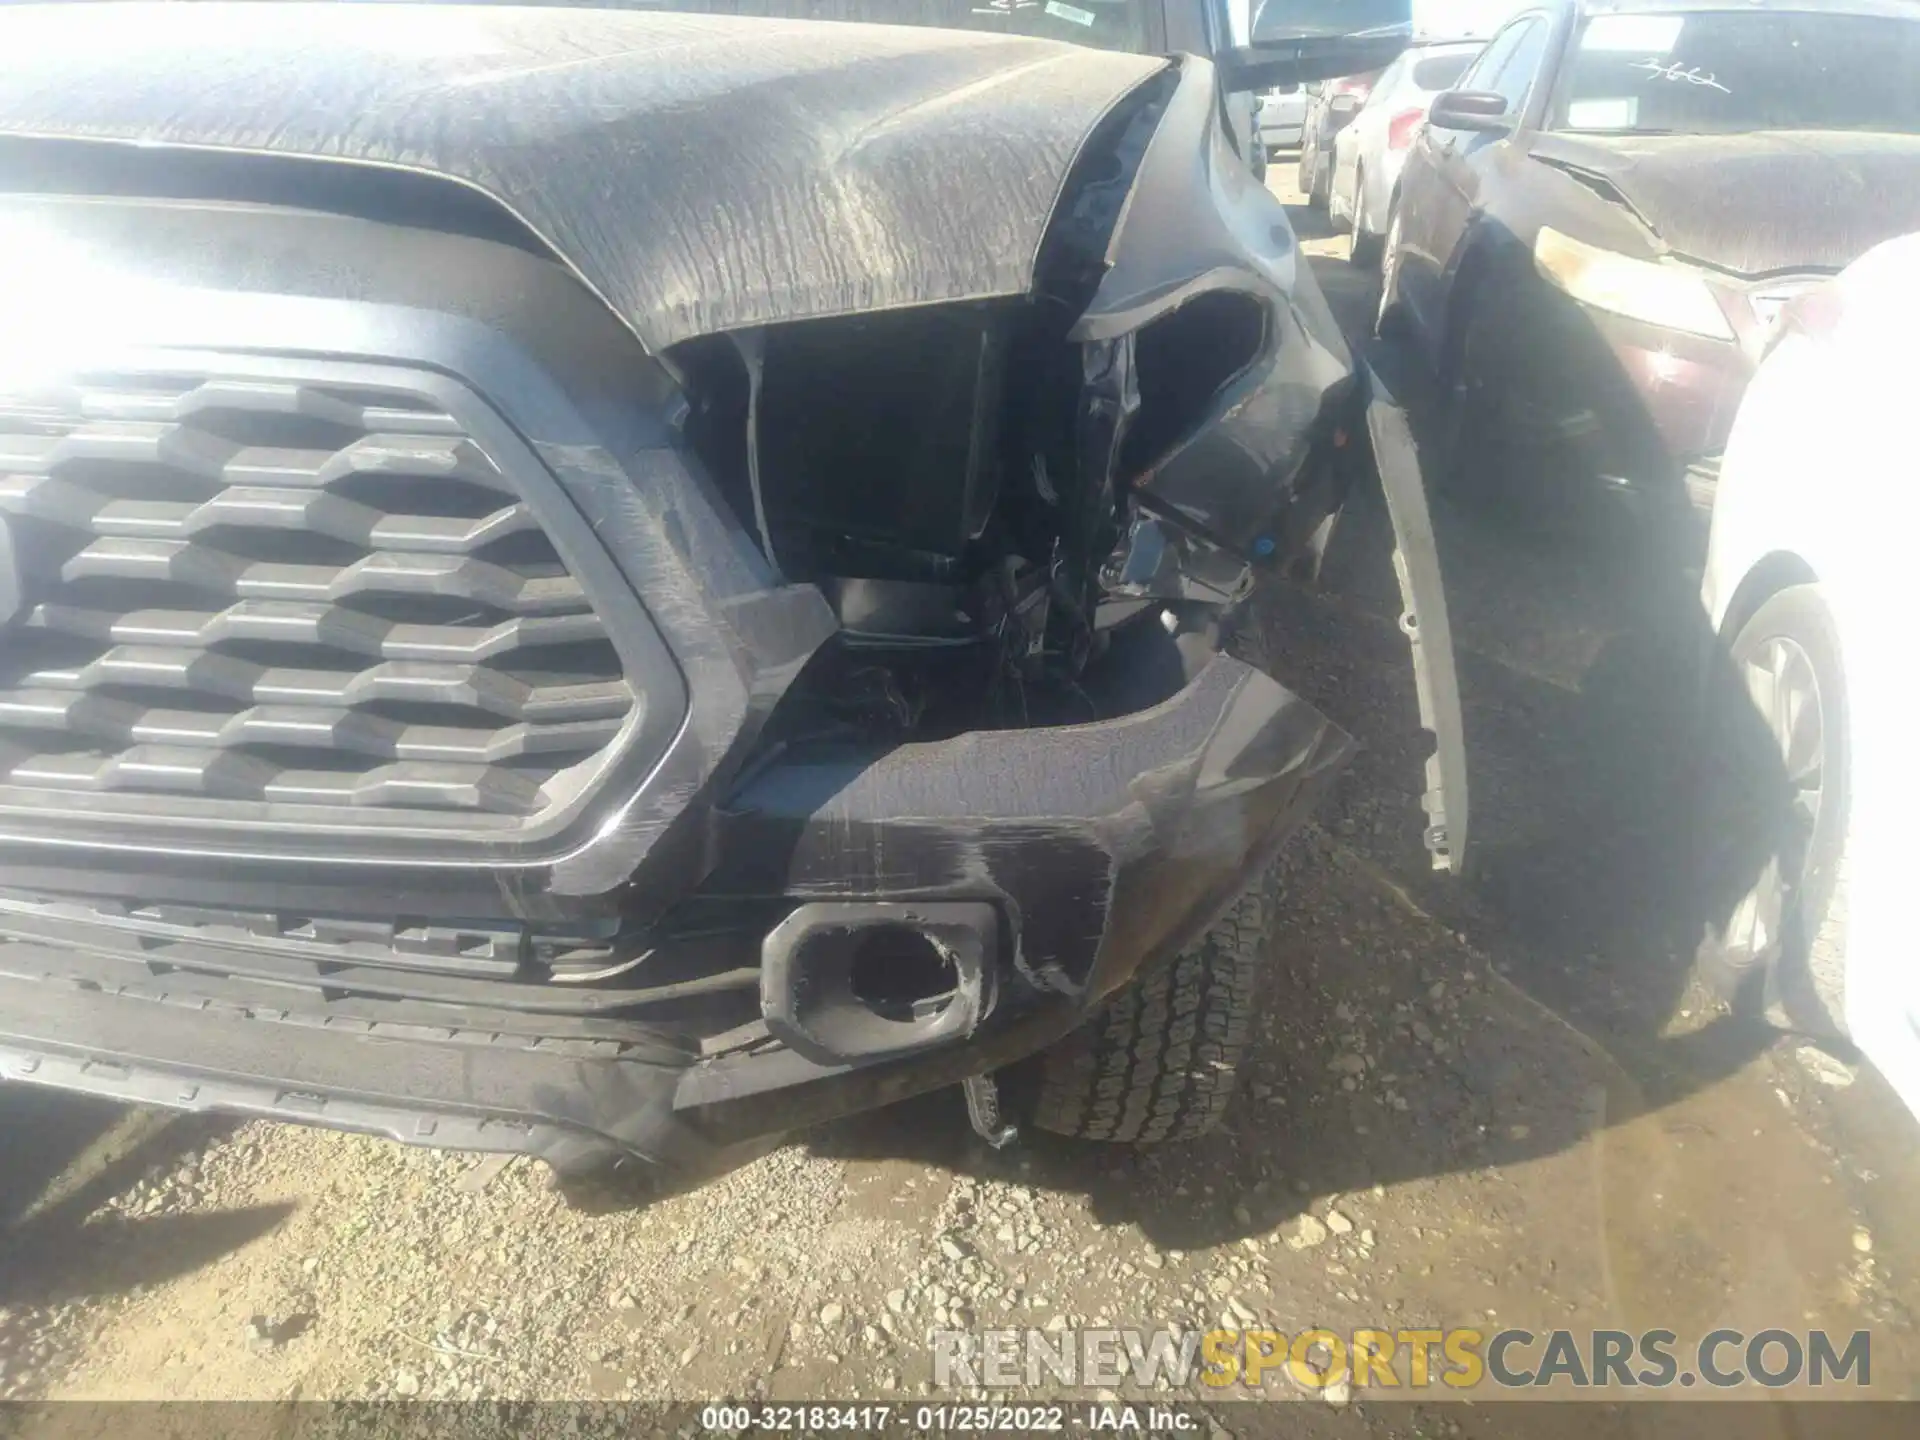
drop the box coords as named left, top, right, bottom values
left=2, top=164, right=1917, bottom=1427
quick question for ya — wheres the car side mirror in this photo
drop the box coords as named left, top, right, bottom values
left=1220, top=0, right=1411, bottom=91
left=1428, top=90, right=1512, bottom=133
left=1328, top=93, right=1362, bottom=119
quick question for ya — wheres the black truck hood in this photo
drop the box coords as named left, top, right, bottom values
left=0, top=2, right=1163, bottom=350
left=1530, top=130, right=1920, bottom=276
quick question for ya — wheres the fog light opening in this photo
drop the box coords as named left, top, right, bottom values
left=846, top=924, right=959, bottom=1022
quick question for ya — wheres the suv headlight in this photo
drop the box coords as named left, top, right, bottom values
left=1534, top=227, right=1735, bottom=341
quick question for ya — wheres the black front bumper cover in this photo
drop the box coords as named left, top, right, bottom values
left=0, top=655, right=1351, bottom=1174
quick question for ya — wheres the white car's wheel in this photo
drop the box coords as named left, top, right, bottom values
left=1696, top=585, right=1851, bottom=1036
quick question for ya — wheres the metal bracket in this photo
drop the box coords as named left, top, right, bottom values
left=962, top=1073, right=1018, bottom=1149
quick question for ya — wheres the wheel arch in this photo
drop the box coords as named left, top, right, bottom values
left=1719, top=550, right=1821, bottom=645
left=1434, top=228, right=1504, bottom=391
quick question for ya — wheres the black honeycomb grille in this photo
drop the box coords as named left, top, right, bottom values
left=0, top=374, right=636, bottom=822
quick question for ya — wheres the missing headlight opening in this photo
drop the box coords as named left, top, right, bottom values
left=661, top=74, right=1319, bottom=743
left=1122, top=290, right=1269, bottom=481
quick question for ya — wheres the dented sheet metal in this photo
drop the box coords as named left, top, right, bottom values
left=0, top=3, right=1164, bottom=351
left=1073, top=57, right=1355, bottom=563
left=706, top=655, right=1356, bottom=1001
left=1527, top=130, right=1920, bottom=277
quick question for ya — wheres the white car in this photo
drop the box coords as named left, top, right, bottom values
left=1697, top=231, right=1920, bottom=1125
left=1326, top=39, right=1482, bottom=266
left=1258, top=83, right=1307, bottom=152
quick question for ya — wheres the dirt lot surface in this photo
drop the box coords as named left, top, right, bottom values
left=2, top=164, right=1918, bottom=1432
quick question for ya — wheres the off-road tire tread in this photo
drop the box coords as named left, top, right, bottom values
left=1030, top=871, right=1274, bottom=1145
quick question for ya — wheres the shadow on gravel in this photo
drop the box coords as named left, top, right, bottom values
left=0, top=1089, right=134, bottom=1231
left=1287, top=204, right=1344, bottom=244
left=0, top=1203, right=294, bottom=1309
left=0, top=1108, right=280, bottom=1306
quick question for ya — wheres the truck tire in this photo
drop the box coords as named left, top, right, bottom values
left=1028, top=869, right=1273, bottom=1144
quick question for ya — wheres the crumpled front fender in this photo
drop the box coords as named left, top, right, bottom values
left=1061, top=52, right=1471, bottom=870
left=1074, top=54, right=1354, bottom=569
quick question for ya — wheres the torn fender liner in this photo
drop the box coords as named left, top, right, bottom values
left=0, top=3, right=1165, bottom=350
left=1365, top=355, right=1470, bottom=873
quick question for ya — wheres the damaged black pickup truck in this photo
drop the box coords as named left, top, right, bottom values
left=0, top=0, right=1465, bottom=1175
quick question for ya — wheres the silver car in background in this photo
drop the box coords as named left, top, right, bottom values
left=1259, top=81, right=1308, bottom=151
left=1327, top=38, right=1482, bottom=264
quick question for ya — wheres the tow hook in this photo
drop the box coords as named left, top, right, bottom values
left=962, top=1073, right=1017, bottom=1149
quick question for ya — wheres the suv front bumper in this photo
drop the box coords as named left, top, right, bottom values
left=0, top=654, right=1352, bottom=1174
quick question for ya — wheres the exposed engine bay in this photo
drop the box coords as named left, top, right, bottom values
left=667, top=67, right=1360, bottom=752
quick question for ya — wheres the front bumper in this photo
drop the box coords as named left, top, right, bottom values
left=0, top=654, right=1352, bottom=1173
left=1593, top=310, right=1749, bottom=496
left=1502, top=290, right=1751, bottom=518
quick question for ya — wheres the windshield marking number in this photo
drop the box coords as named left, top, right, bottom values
left=1632, top=57, right=1731, bottom=94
